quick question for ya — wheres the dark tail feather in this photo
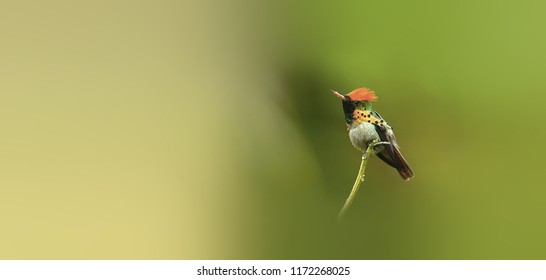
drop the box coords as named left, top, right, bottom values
left=374, top=124, right=414, bottom=181
left=376, top=146, right=414, bottom=181
left=376, top=128, right=413, bottom=181
left=391, top=146, right=414, bottom=181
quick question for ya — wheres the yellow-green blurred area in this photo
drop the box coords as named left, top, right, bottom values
left=1, top=0, right=545, bottom=259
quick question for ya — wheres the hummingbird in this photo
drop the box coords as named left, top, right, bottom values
left=331, top=87, right=414, bottom=181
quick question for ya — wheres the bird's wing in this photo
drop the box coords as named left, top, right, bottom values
left=373, top=112, right=414, bottom=180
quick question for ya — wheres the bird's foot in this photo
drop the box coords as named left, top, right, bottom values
left=372, top=141, right=391, bottom=148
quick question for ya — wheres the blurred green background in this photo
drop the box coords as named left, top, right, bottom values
left=1, top=0, right=545, bottom=259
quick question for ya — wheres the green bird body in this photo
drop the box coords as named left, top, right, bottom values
left=332, top=88, right=414, bottom=181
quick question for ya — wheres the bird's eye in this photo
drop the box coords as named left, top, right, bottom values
left=353, top=101, right=359, bottom=106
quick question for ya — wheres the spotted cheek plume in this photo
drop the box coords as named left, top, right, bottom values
left=353, top=110, right=385, bottom=126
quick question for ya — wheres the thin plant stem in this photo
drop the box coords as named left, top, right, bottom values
left=338, top=143, right=375, bottom=220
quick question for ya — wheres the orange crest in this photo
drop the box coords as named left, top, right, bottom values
left=347, top=87, right=377, bottom=102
